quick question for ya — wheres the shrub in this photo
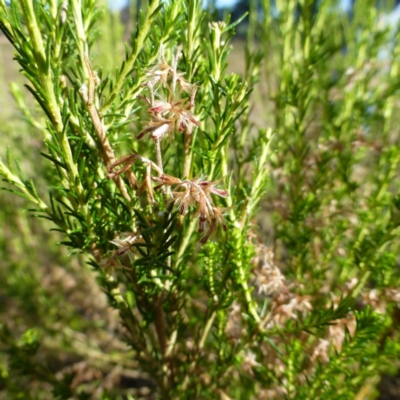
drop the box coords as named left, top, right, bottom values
left=0, top=0, right=399, bottom=398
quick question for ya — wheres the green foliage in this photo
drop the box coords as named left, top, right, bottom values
left=0, top=0, right=399, bottom=398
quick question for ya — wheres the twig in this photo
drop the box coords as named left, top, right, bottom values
left=80, top=55, right=137, bottom=199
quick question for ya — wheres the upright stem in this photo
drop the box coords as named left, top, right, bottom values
left=154, top=137, right=168, bottom=204
left=100, top=0, right=161, bottom=115
left=79, top=56, right=133, bottom=199
left=175, top=218, right=197, bottom=268
left=19, top=0, right=86, bottom=210
left=70, top=0, right=89, bottom=79
left=154, top=137, right=164, bottom=172
left=182, top=130, right=192, bottom=178
left=154, top=296, right=167, bottom=355
left=181, top=310, right=217, bottom=390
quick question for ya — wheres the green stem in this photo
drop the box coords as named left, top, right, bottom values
left=0, top=161, right=48, bottom=210
left=70, top=0, right=89, bottom=79
left=19, top=0, right=82, bottom=196
left=100, top=0, right=161, bottom=114
left=175, top=218, right=197, bottom=268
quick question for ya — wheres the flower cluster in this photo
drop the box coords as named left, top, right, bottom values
left=107, top=46, right=229, bottom=244
left=138, top=46, right=199, bottom=141
left=152, top=174, right=229, bottom=243
left=107, top=154, right=229, bottom=243
left=108, top=47, right=229, bottom=242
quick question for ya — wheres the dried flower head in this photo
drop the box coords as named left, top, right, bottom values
left=225, top=302, right=242, bottom=341
left=266, top=295, right=312, bottom=329
left=152, top=174, right=229, bottom=243
left=139, top=45, right=199, bottom=142
left=144, top=45, right=196, bottom=95
left=310, top=339, right=330, bottom=364
left=99, top=232, right=143, bottom=272
left=241, top=351, right=261, bottom=377
left=138, top=97, right=200, bottom=140
left=251, top=246, right=288, bottom=299
left=144, top=46, right=173, bottom=88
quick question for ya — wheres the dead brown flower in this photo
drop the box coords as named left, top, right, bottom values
left=152, top=174, right=229, bottom=243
